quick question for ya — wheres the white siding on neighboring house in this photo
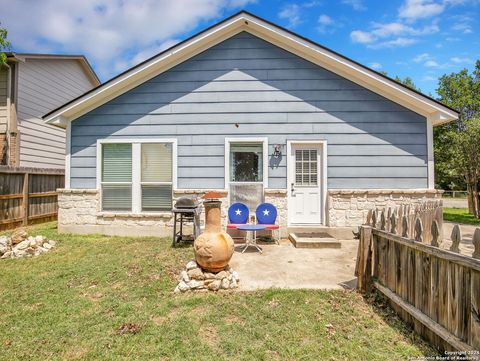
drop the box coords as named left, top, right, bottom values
left=0, top=67, right=7, bottom=134
left=16, top=59, right=96, bottom=169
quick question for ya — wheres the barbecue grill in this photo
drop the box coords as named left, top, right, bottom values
left=171, top=196, right=201, bottom=247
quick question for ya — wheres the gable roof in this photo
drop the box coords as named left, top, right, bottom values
left=43, top=10, right=458, bottom=128
left=6, top=52, right=100, bottom=86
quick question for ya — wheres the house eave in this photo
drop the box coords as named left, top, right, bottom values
left=43, top=11, right=458, bottom=128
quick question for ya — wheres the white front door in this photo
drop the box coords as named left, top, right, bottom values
left=288, top=142, right=324, bottom=225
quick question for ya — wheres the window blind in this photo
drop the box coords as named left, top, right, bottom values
left=141, top=143, right=172, bottom=182
left=102, top=144, right=132, bottom=182
left=102, top=184, right=132, bottom=211
left=141, top=184, right=172, bottom=211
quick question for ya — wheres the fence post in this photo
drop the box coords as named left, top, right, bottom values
left=356, top=226, right=373, bottom=293
left=22, top=172, right=29, bottom=226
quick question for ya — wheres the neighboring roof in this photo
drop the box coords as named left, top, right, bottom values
left=43, top=10, right=458, bottom=128
left=6, top=52, right=100, bottom=86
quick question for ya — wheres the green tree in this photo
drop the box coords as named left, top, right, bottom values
left=435, top=61, right=480, bottom=216
left=0, top=23, right=11, bottom=66
left=394, top=76, right=421, bottom=92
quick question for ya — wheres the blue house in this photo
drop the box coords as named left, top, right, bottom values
left=44, top=11, right=457, bottom=238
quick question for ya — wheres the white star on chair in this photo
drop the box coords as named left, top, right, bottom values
left=263, top=209, right=270, bottom=216
left=235, top=209, right=242, bottom=216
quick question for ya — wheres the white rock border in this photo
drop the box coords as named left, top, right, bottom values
left=175, top=260, right=240, bottom=292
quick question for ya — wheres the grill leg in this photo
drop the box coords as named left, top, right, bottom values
left=172, top=213, right=178, bottom=247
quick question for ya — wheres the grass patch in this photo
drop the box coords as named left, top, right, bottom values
left=0, top=222, right=438, bottom=360
left=443, top=208, right=480, bottom=226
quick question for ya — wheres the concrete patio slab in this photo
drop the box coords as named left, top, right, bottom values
left=229, top=239, right=358, bottom=291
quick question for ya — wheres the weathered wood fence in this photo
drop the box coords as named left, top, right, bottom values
left=0, top=166, right=64, bottom=230
left=356, top=207, right=480, bottom=352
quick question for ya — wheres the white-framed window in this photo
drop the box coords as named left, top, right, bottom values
left=97, top=139, right=177, bottom=213
left=225, top=138, right=268, bottom=211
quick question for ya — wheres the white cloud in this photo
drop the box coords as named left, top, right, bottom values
left=370, top=37, right=417, bottom=48
left=342, top=0, right=366, bottom=11
left=318, top=14, right=333, bottom=25
left=350, top=21, right=438, bottom=47
left=350, top=30, right=376, bottom=43
left=452, top=22, right=473, bottom=33
left=425, top=60, right=440, bottom=67
left=1, top=0, right=255, bottom=80
left=278, top=4, right=302, bottom=28
left=450, top=56, right=473, bottom=63
left=398, top=0, right=445, bottom=21
left=369, top=62, right=382, bottom=69
left=414, top=53, right=431, bottom=62
left=317, top=14, right=341, bottom=33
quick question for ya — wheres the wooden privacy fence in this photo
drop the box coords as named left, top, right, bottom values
left=0, top=166, right=64, bottom=230
left=356, top=209, right=480, bottom=352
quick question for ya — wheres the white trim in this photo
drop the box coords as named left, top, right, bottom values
left=224, top=137, right=269, bottom=190
left=96, top=138, right=178, bottom=213
left=65, top=121, right=71, bottom=188
left=426, top=117, right=435, bottom=189
left=44, top=12, right=457, bottom=127
left=132, top=143, right=141, bottom=213
left=287, top=140, right=328, bottom=226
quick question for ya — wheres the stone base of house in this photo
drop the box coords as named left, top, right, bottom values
left=57, top=188, right=442, bottom=238
left=327, top=189, right=443, bottom=227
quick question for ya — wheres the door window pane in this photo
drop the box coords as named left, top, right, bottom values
left=230, top=143, right=263, bottom=182
left=102, top=144, right=132, bottom=182
left=141, top=143, right=172, bottom=182
left=295, top=149, right=318, bottom=186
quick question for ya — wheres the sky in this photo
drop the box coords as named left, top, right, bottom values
left=1, top=0, right=479, bottom=96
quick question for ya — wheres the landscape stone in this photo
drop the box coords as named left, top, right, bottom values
left=208, top=279, right=221, bottom=291
left=15, top=240, right=30, bottom=250
left=179, top=270, right=189, bottom=283
left=0, top=236, right=9, bottom=247
left=43, top=243, right=52, bottom=250
left=215, top=271, right=227, bottom=280
left=1, top=251, right=12, bottom=259
left=11, top=228, right=28, bottom=245
left=48, top=240, right=56, bottom=247
left=220, top=278, right=230, bottom=289
left=188, top=279, right=205, bottom=289
left=186, top=260, right=198, bottom=270
left=187, top=268, right=205, bottom=280
left=177, top=281, right=190, bottom=292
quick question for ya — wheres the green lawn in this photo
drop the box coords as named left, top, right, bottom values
left=443, top=208, right=480, bottom=226
left=0, top=222, right=437, bottom=360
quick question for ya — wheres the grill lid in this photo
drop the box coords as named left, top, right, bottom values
left=175, top=196, right=200, bottom=209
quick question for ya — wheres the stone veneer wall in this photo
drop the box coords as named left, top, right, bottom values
left=57, top=189, right=288, bottom=238
left=327, top=189, right=443, bottom=227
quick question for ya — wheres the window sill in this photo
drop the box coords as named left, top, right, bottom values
left=97, top=211, right=172, bottom=218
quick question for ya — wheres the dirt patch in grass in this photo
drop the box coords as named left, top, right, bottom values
left=199, top=324, right=219, bottom=348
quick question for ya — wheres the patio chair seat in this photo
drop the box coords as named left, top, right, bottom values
left=227, top=224, right=243, bottom=229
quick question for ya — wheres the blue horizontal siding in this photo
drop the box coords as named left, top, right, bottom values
left=70, top=31, right=428, bottom=190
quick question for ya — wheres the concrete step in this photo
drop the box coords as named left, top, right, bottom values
left=288, top=232, right=342, bottom=249
left=287, top=226, right=357, bottom=240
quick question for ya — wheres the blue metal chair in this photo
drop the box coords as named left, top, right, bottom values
left=227, top=203, right=249, bottom=229
left=255, top=203, right=280, bottom=243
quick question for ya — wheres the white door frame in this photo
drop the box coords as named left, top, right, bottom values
left=287, top=140, right=328, bottom=226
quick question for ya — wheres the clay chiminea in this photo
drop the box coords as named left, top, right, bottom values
left=193, top=192, right=234, bottom=273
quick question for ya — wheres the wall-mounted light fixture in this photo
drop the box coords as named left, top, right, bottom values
left=273, top=144, right=283, bottom=158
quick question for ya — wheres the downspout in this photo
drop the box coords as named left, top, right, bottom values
left=4, top=62, right=11, bottom=166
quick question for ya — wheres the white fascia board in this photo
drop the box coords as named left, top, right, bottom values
left=44, top=12, right=457, bottom=127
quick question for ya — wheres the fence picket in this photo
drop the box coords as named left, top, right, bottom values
left=450, top=225, right=461, bottom=253
left=473, top=229, right=480, bottom=260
